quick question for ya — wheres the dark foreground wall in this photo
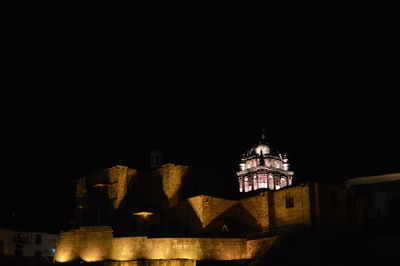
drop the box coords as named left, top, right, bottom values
left=255, top=232, right=400, bottom=266
left=54, top=260, right=196, bottom=266
left=54, top=260, right=251, bottom=266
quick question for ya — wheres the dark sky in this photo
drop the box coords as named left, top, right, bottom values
left=1, top=16, right=398, bottom=233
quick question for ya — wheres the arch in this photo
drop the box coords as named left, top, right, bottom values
left=253, top=175, right=258, bottom=190
left=268, top=174, right=274, bottom=190
left=239, top=177, right=244, bottom=192
left=280, top=177, right=287, bottom=187
left=244, top=177, right=250, bottom=192
left=258, top=173, right=268, bottom=189
left=246, top=160, right=252, bottom=170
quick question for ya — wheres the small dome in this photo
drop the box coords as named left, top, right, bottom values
left=255, top=144, right=270, bottom=155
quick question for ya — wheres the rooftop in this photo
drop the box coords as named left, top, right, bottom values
left=345, top=173, right=400, bottom=187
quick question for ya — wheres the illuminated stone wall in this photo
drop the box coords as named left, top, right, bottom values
left=73, top=163, right=348, bottom=235
left=73, top=166, right=137, bottom=225
left=55, top=226, right=114, bottom=263
left=158, top=164, right=189, bottom=208
left=239, top=193, right=269, bottom=230
left=238, top=186, right=312, bottom=232
left=247, top=236, right=281, bottom=258
left=58, top=180, right=351, bottom=264
left=169, top=185, right=318, bottom=234
left=272, top=185, right=311, bottom=228
left=54, top=226, right=277, bottom=263
left=187, top=195, right=237, bottom=228
left=169, top=195, right=261, bottom=234
left=104, top=260, right=196, bottom=266
left=108, top=165, right=137, bottom=209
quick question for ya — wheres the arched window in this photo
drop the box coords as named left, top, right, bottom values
left=258, top=173, right=267, bottom=189
left=268, top=174, right=274, bottom=190
left=288, top=176, right=292, bottom=186
left=274, top=160, right=281, bottom=169
left=275, top=177, right=281, bottom=190
left=246, top=160, right=252, bottom=169
left=244, top=177, right=250, bottom=192
left=253, top=175, right=258, bottom=190
left=281, top=177, right=287, bottom=187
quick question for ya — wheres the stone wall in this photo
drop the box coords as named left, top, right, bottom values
left=158, top=164, right=189, bottom=208
left=246, top=236, right=280, bottom=258
left=55, top=226, right=114, bottom=262
left=187, top=195, right=237, bottom=229
left=104, top=260, right=196, bottom=266
left=54, top=226, right=276, bottom=263
left=108, top=165, right=137, bottom=209
left=169, top=185, right=315, bottom=235
left=239, top=193, right=269, bottom=230
left=272, top=185, right=311, bottom=229
left=313, top=182, right=349, bottom=232
left=239, top=186, right=312, bottom=232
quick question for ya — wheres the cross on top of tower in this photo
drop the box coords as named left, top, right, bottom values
left=261, top=128, right=266, bottom=140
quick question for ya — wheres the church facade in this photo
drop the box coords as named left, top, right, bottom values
left=54, top=134, right=350, bottom=265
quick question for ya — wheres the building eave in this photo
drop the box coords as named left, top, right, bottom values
left=345, top=173, right=400, bottom=187
left=237, top=167, right=294, bottom=176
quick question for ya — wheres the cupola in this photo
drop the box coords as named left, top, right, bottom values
left=236, top=131, right=294, bottom=193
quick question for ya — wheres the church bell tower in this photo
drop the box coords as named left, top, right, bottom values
left=237, top=132, right=294, bottom=193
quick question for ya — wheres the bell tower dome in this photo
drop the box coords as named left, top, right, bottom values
left=236, top=131, right=294, bottom=193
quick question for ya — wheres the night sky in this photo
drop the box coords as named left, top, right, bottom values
left=1, top=18, right=398, bottom=233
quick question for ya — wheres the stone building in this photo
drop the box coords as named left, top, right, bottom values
left=54, top=134, right=352, bottom=265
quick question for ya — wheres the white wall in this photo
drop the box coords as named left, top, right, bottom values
left=0, top=228, right=57, bottom=259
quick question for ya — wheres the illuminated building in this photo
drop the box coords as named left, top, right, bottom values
left=54, top=133, right=398, bottom=265
left=237, top=133, right=293, bottom=192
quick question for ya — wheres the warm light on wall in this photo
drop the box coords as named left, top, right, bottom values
left=54, top=228, right=264, bottom=263
left=54, top=254, right=71, bottom=263
left=132, top=211, right=154, bottom=218
left=81, top=246, right=107, bottom=262
left=54, top=234, right=77, bottom=263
